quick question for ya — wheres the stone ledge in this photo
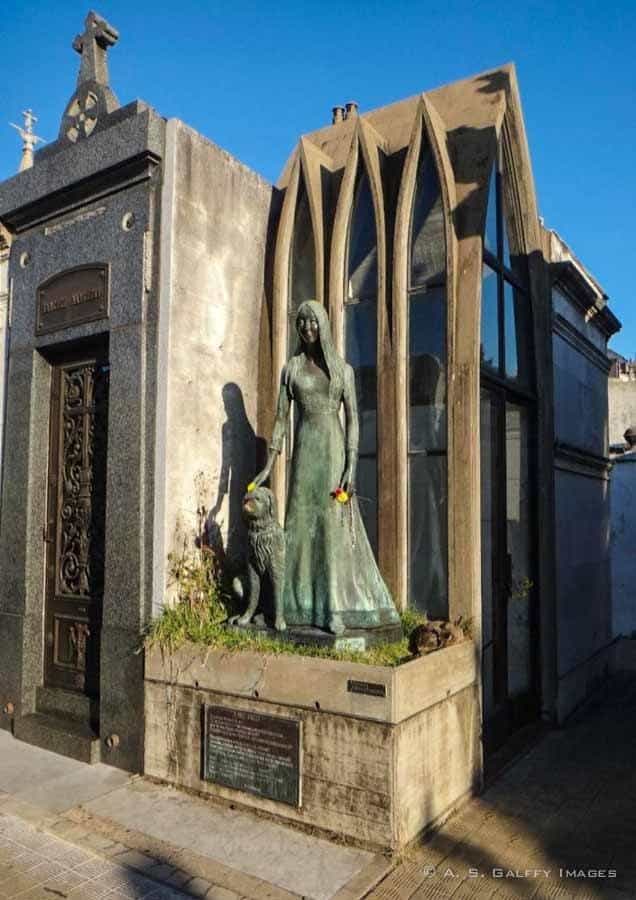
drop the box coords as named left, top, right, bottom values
left=144, top=639, right=476, bottom=726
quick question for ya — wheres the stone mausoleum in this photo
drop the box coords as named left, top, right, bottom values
left=0, top=12, right=626, bottom=849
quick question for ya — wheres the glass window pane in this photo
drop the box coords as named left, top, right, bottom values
left=410, top=139, right=445, bottom=287
left=409, top=454, right=448, bottom=619
left=347, top=170, right=377, bottom=302
left=501, top=162, right=520, bottom=276
left=502, top=197, right=512, bottom=271
left=480, top=391, right=498, bottom=719
left=356, top=455, right=378, bottom=557
left=289, top=176, right=316, bottom=352
left=506, top=403, right=533, bottom=698
left=345, top=300, right=377, bottom=456
left=409, top=287, right=446, bottom=451
left=484, top=166, right=498, bottom=257
left=504, top=281, right=519, bottom=381
left=504, top=280, right=532, bottom=387
left=481, top=264, right=500, bottom=372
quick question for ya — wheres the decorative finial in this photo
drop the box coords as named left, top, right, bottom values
left=10, top=109, right=45, bottom=172
left=59, top=10, right=120, bottom=145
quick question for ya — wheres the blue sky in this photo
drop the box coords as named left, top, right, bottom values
left=1, top=0, right=634, bottom=356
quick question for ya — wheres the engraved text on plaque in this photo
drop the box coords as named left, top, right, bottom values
left=203, top=705, right=301, bottom=807
left=37, top=264, right=109, bottom=335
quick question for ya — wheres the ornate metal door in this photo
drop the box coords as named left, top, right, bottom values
left=44, top=350, right=109, bottom=696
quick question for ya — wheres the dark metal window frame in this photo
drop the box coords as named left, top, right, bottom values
left=482, top=146, right=532, bottom=391
left=480, top=146, right=541, bottom=751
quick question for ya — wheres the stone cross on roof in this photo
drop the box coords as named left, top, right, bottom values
left=59, top=10, right=121, bottom=145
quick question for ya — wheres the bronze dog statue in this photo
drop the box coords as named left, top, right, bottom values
left=229, top=486, right=286, bottom=632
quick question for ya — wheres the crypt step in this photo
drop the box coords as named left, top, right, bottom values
left=13, top=711, right=101, bottom=764
left=35, top=685, right=99, bottom=726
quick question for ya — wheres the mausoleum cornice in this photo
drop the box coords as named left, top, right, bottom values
left=549, top=228, right=621, bottom=338
left=0, top=105, right=165, bottom=232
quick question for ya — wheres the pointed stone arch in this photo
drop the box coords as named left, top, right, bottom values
left=392, top=97, right=458, bottom=609
left=328, top=129, right=360, bottom=354
left=271, top=152, right=300, bottom=515
left=326, top=118, right=398, bottom=584
left=299, top=137, right=333, bottom=307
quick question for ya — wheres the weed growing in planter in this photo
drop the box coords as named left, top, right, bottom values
left=145, top=523, right=467, bottom=666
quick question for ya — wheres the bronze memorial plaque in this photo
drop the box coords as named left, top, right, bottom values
left=203, top=705, right=301, bottom=807
left=347, top=679, right=387, bottom=697
left=37, top=265, right=109, bottom=335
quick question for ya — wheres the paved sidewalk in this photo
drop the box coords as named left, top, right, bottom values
left=368, top=675, right=636, bottom=900
left=0, top=810, right=190, bottom=899
left=0, top=729, right=388, bottom=899
left=2, top=674, right=635, bottom=899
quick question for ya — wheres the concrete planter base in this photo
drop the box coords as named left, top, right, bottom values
left=144, top=641, right=481, bottom=850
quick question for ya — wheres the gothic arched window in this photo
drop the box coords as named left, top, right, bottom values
left=345, top=167, right=378, bottom=554
left=407, top=134, right=448, bottom=617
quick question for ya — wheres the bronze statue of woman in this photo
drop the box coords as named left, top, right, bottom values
left=253, top=300, right=400, bottom=635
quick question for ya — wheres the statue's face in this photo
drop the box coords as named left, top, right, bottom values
left=297, top=311, right=319, bottom=346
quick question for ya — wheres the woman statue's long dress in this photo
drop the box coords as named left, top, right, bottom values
left=254, top=300, right=400, bottom=635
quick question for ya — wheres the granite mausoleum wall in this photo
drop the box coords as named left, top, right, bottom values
left=0, top=243, right=9, bottom=485
left=0, top=105, right=166, bottom=771
left=611, top=453, right=636, bottom=638
left=552, top=285, right=614, bottom=721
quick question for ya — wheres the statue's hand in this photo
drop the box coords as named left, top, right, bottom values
left=252, top=451, right=276, bottom=488
left=252, top=468, right=268, bottom=488
left=340, top=466, right=355, bottom=495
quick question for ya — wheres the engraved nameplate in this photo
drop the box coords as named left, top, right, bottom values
left=203, top=705, right=301, bottom=807
left=347, top=679, right=387, bottom=698
left=37, top=265, right=109, bottom=335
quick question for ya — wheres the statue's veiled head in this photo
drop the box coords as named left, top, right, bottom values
left=295, top=300, right=329, bottom=346
left=291, top=300, right=345, bottom=397
left=296, top=306, right=319, bottom=346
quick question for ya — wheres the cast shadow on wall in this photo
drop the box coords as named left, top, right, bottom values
left=202, top=382, right=267, bottom=578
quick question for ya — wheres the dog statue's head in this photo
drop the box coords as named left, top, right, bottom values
left=242, top=486, right=277, bottom=525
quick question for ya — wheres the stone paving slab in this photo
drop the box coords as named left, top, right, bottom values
left=0, top=730, right=132, bottom=814
left=82, top=779, right=375, bottom=900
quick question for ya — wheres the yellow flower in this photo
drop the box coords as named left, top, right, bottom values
left=336, top=489, right=349, bottom=504
left=247, top=481, right=256, bottom=493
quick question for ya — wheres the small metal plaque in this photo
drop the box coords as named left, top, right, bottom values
left=37, top=264, right=109, bottom=335
left=203, top=705, right=301, bottom=807
left=347, top=679, right=387, bottom=698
